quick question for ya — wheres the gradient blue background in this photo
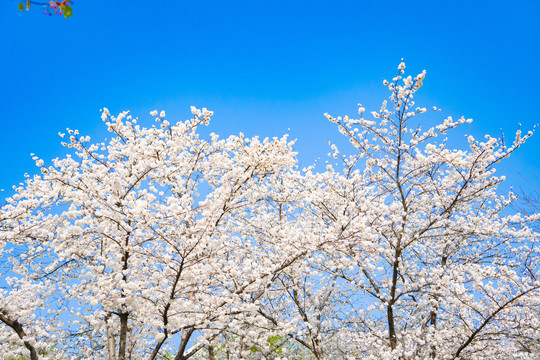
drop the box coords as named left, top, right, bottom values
left=1, top=0, right=539, bottom=196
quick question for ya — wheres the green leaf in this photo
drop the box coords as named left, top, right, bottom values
left=18, top=2, right=24, bottom=11
left=61, top=5, right=72, bottom=18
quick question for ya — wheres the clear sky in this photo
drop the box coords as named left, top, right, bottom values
left=1, top=0, right=540, bottom=196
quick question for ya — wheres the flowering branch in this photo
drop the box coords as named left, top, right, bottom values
left=18, top=0, right=73, bottom=18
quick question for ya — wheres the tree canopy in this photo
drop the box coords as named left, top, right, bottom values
left=1, top=64, right=539, bottom=360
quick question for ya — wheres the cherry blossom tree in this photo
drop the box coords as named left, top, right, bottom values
left=271, top=63, right=539, bottom=359
left=0, top=107, right=299, bottom=360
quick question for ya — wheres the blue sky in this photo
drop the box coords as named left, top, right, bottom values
left=1, top=0, right=540, bottom=196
